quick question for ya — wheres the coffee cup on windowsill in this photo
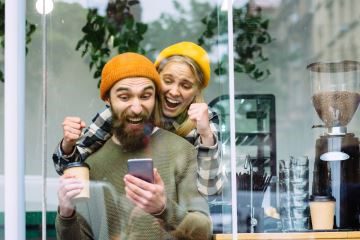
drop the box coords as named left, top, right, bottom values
left=63, top=162, right=90, bottom=202
left=309, top=195, right=335, bottom=230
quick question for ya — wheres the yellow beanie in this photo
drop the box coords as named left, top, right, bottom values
left=100, top=52, right=160, bottom=101
left=154, top=42, right=211, bottom=88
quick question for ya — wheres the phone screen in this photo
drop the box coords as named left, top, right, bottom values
left=127, top=158, right=154, bottom=183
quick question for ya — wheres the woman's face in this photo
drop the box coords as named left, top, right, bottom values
left=159, top=61, right=200, bottom=118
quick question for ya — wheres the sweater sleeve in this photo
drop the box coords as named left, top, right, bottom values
left=52, top=107, right=112, bottom=175
left=55, top=212, right=94, bottom=240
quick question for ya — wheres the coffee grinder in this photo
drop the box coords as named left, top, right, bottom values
left=307, top=61, right=360, bottom=229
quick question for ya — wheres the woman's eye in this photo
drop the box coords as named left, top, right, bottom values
left=163, top=78, right=172, bottom=84
left=182, top=84, right=192, bottom=90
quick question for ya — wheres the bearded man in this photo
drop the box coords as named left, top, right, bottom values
left=54, top=52, right=212, bottom=240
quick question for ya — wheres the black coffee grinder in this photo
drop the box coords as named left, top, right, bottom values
left=307, top=61, right=360, bottom=229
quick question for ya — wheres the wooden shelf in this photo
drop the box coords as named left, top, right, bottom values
left=213, top=231, right=360, bottom=240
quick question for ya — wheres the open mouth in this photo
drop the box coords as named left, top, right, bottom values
left=165, top=97, right=181, bottom=109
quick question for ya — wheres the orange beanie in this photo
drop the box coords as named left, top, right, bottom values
left=100, top=52, right=161, bottom=101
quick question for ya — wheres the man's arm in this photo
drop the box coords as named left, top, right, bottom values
left=55, top=175, right=92, bottom=240
left=52, top=107, right=112, bottom=175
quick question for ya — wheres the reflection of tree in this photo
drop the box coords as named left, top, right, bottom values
left=144, top=0, right=212, bottom=59
left=75, top=0, right=214, bottom=87
left=0, top=1, right=37, bottom=82
left=75, top=0, right=147, bottom=87
left=199, top=3, right=273, bottom=81
left=74, top=0, right=273, bottom=87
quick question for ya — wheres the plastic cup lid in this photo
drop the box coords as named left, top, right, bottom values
left=63, top=162, right=90, bottom=170
left=309, top=195, right=335, bottom=202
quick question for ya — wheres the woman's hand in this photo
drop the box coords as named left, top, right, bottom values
left=61, top=117, right=86, bottom=154
left=188, top=103, right=214, bottom=146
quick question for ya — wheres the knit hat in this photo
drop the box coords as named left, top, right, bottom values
left=100, top=52, right=161, bottom=101
left=154, top=42, right=211, bottom=88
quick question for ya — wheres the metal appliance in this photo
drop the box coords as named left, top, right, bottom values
left=308, top=61, right=360, bottom=229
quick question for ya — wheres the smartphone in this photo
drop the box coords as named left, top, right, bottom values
left=127, top=158, right=154, bottom=183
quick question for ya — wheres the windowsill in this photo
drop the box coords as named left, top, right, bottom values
left=213, top=231, right=360, bottom=239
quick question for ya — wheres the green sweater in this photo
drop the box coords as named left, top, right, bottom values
left=56, top=128, right=212, bottom=240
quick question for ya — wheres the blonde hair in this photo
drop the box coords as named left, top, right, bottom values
left=157, top=55, right=206, bottom=137
left=152, top=91, right=163, bottom=128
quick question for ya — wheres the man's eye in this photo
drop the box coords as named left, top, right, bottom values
left=141, top=93, right=152, bottom=100
left=118, top=95, right=129, bottom=101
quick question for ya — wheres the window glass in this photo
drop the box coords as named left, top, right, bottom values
left=43, top=0, right=228, bottom=239
left=3, top=0, right=358, bottom=238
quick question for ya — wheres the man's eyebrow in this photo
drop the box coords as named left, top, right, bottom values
left=115, top=87, right=129, bottom=92
left=114, top=85, right=155, bottom=93
left=143, top=85, right=155, bottom=91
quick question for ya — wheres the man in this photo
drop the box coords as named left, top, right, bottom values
left=55, top=52, right=212, bottom=240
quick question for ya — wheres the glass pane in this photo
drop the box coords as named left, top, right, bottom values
left=0, top=4, right=3, bottom=234
left=227, top=0, right=360, bottom=235
left=45, top=0, right=228, bottom=239
left=18, top=0, right=360, bottom=238
left=24, top=0, right=52, bottom=238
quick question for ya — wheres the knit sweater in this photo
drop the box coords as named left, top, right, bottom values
left=55, top=128, right=212, bottom=240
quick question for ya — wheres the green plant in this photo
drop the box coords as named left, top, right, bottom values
left=0, top=2, right=37, bottom=82
left=198, top=3, right=273, bottom=81
left=75, top=0, right=147, bottom=87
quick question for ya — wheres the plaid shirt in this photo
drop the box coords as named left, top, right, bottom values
left=53, top=107, right=224, bottom=196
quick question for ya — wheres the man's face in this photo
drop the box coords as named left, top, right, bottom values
left=107, top=77, right=156, bottom=151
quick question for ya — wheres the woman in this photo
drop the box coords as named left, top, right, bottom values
left=53, top=41, right=223, bottom=195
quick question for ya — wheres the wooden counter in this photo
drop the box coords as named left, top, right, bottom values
left=213, top=231, right=360, bottom=239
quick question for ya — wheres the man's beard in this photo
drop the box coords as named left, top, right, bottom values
left=111, top=107, right=154, bottom=152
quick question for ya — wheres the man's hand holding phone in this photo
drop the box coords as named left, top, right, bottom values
left=124, top=161, right=166, bottom=215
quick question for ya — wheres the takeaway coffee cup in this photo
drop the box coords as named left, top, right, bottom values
left=309, top=195, right=335, bottom=230
left=63, top=162, right=90, bottom=201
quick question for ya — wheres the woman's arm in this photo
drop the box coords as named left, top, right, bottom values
left=190, top=108, right=224, bottom=196
left=52, top=107, right=113, bottom=175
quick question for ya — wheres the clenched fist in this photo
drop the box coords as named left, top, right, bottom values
left=187, top=103, right=214, bottom=146
left=61, top=117, right=86, bottom=154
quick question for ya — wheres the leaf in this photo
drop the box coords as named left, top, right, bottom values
left=136, top=22, right=148, bottom=35
left=257, top=35, right=267, bottom=44
left=198, top=37, right=204, bottom=46
left=214, top=66, right=227, bottom=75
left=93, top=69, right=101, bottom=78
left=201, top=17, right=208, bottom=24
left=245, top=63, right=256, bottom=73
left=125, top=16, right=135, bottom=30
left=261, top=19, right=269, bottom=29
left=75, top=39, right=85, bottom=50
left=253, top=69, right=264, bottom=79
left=113, top=37, right=121, bottom=47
